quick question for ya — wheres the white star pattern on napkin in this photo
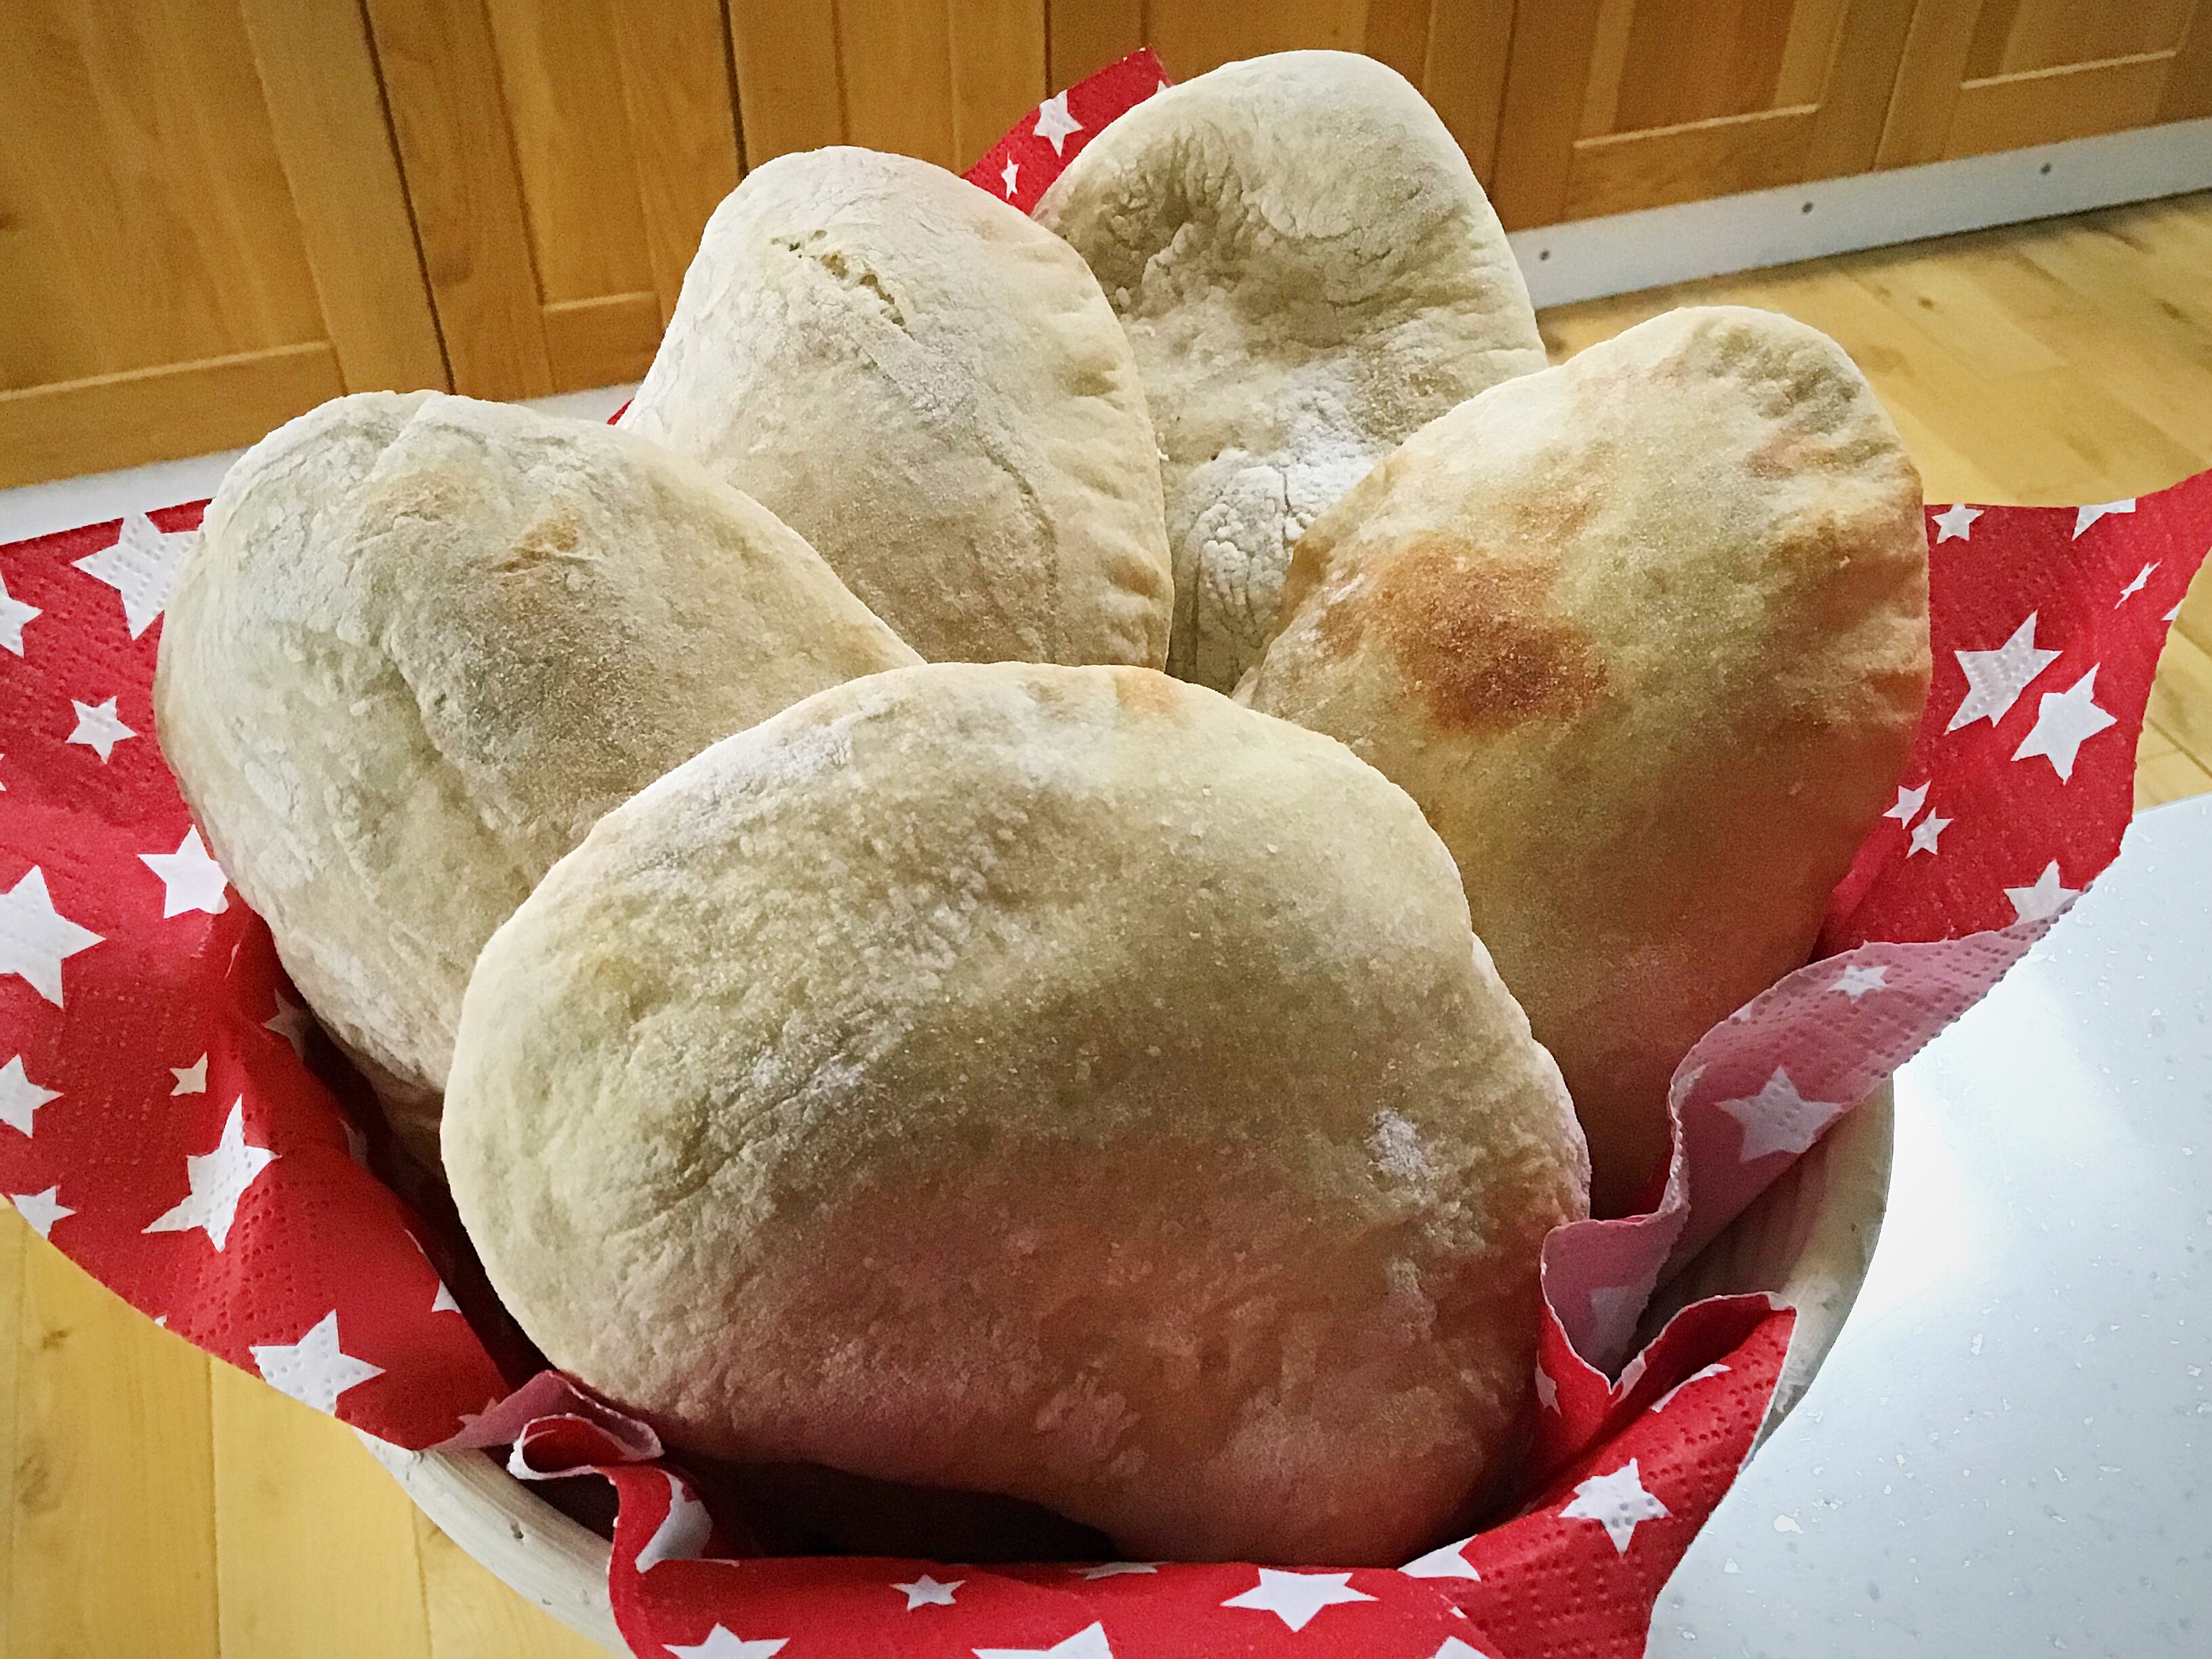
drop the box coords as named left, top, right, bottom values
left=1907, top=811, right=1950, bottom=856
left=1431, top=1641, right=1494, bottom=1659
left=666, top=1629, right=788, bottom=1659
left=1, top=1055, right=60, bottom=1137
left=142, top=1098, right=278, bottom=1250
left=1034, top=89, right=1082, bottom=154
left=405, top=1231, right=462, bottom=1314
left=895, top=1573, right=962, bottom=1608
left=251, top=1310, right=384, bottom=1414
left=0, top=571, right=40, bottom=655
left=977, top=1624, right=1112, bottom=1659
left=1399, top=1536, right=1481, bottom=1580
left=1883, top=781, right=1927, bottom=824
left=66, top=695, right=135, bottom=762
left=1931, top=503, right=1981, bottom=541
left=1073, top=1561, right=1160, bottom=1579
left=634, top=1469, right=712, bottom=1570
left=1222, top=1568, right=1376, bottom=1631
left=1001, top=158, right=1019, bottom=197
left=171, top=1054, right=207, bottom=1094
left=1559, top=1458, right=1669, bottom=1554
left=2072, top=498, right=2135, bottom=537
left=1533, top=1360, right=1559, bottom=1412
left=2012, top=665, right=2116, bottom=781
left=264, top=991, right=314, bottom=1059
left=0, top=866, right=103, bottom=1005
left=72, top=513, right=195, bottom=638
left=1831, top=964, right=1887, bottom=1000
left=2116, top=562, right=2158, bottom=606
left=1948, top=613, right=2059, bottom=731
left=9, top=1185, right=74, bottom=1240
left=2005, top=859, right=2079, bottom=922
left=1649, top=1361, right=1732, bottom=1413
left=140, top=827, right=229, bottom=918
left=1718, top=1068, right=1845, bottom=1162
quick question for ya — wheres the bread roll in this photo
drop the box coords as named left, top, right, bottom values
left=155, top=391, right=918, bottom=1170
left=1035, top=50, right=1547, bottom=693
left=445, top=661, right=1588, bottom=1564
left=622, top=148, right=1172, bottom=668
left=1242, top=307, right=1929, bottom=1216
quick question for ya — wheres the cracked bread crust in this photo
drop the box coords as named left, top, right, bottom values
left=623, top=148, right=1173, bottom=670
left=154, top=391, right=918, bottom=1170
left=1036, top=51, right=1547, bottom=693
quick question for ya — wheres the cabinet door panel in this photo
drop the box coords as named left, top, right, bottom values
left=1964, top=0, right=2196, bottom=78
left=1566, top=106, right=1818, bottom=220
left=367, top=0, right=740, bottom=397
left=1879, top=0, right=2209, bottom=167
left=485, top=0, right=658, bottom=306
left=0, top=0, right=444, bottom=487
left=1492, top=0, right=1917, bottom=228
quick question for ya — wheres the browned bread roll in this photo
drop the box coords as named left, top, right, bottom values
left=1242, top=306, right=1929, bottom=1215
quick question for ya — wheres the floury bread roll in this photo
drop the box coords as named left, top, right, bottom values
left=1035, top=50, right=1547, bottom=693
left=444, top=661, right=1589, bottom=1565
left=621, top=148, right=1172, bottom=668
left=1242, top=307, right=1929, bottom=1217
left=155, top=392, right=918, bottom=1171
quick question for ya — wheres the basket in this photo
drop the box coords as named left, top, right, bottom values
left=363, top=1085, right=1895, bottom=1652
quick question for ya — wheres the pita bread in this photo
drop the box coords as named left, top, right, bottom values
left=623, top=147, right=1172, bottom=668
left=445, top=661, right=1588, bottom=1563
left=1242, top=306, right=1929, bottom=1215
left=1036, top=50, right=1546, bottom=692
left=155, top=391, right=918, bottom=1170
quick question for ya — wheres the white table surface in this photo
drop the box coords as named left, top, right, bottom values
left=1649, top=794, right=2212, bottom=1656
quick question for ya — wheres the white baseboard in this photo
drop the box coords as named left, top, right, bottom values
left=1511, top=117, right=2212, bottom=309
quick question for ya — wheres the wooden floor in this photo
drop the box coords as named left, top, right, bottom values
left=5, top=192, right=2212, bottom=1659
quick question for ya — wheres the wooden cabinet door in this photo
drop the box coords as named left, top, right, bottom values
left=1879, top=0, right=2212, bottom=166
left=1044, top=1, right=1520, bottom=184
left=722, top=1, right=1505, bottom=182
left=1488, top=0, right=1923, bottom=228
left=364, top=0, right=742, bottom=400
left=0, top=0, right=447, bottom=489
left=728, top=0, right=1049, bottom=175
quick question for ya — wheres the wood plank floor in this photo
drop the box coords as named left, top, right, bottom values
left=5, top=191, right=2211, bottom=1659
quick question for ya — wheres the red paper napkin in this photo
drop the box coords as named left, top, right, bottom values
left=5, top=48, right=2208, bottom=1659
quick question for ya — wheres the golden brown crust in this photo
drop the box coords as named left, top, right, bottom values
left=1245, top=306, right=1929, bottom=1215
left=1315, top=533, right=1609, bottom=733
